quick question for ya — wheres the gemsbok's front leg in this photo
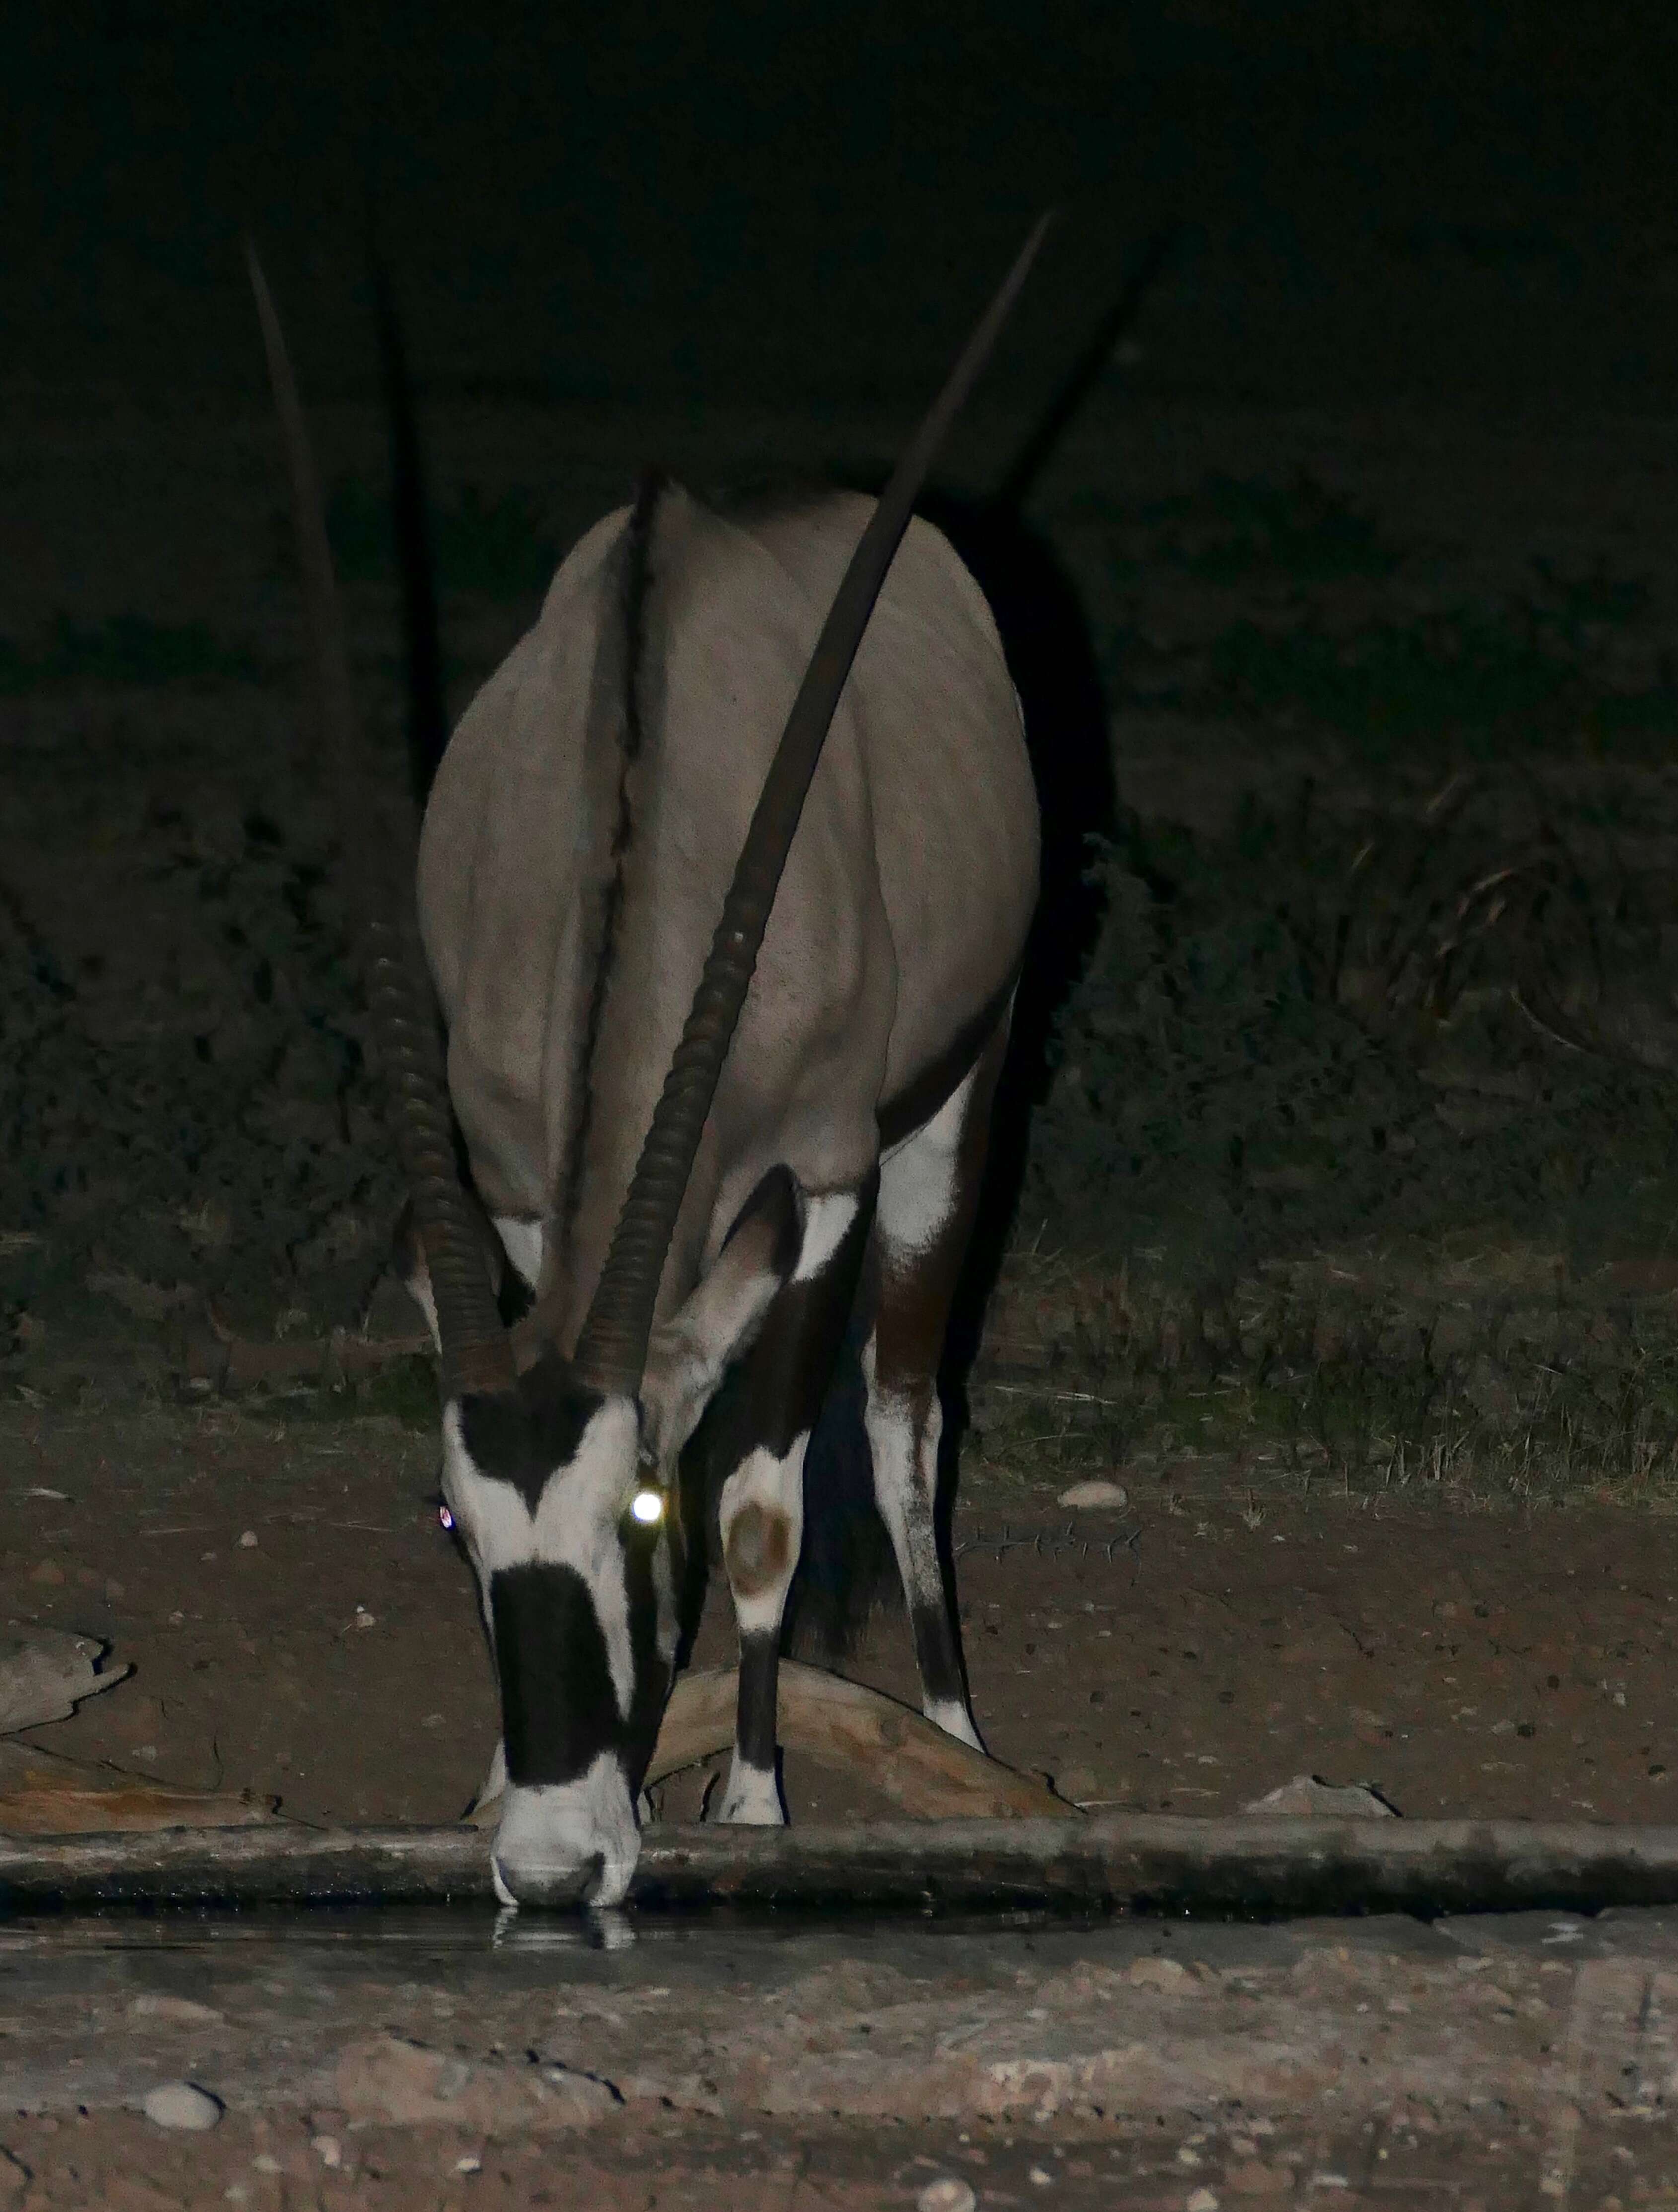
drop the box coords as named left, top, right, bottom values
left=864, top=1017, right=1012, bottom=1751
left=714, top=1178, right=877, bottom=1822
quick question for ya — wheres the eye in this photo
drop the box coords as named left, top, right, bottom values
left=629, top=1487, right=664, bottom=1527
left=438, top=1502, right=456, bottom=1533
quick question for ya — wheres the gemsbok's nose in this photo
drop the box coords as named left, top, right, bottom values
left=491, top=1844, right=606, bottom=1909
left=490, top=1768, right=641, bottom=1908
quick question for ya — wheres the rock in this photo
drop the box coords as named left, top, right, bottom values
left=0, top=1739, right=270, bottom=1834
left=334, top=2035, right=617, bottom=2134
left=0, top=1629, right=128, bottom=1732
left=1225, top=2159, right=1293, bottom=2196
left=335, top=2037, right=472, bottom=2124
left=1241, top=1776, right=1398, bottom=1819
left=128, top=1994, right=224, bottom=2026
left=1187, top=2191, right=1220, bottom=2212
left=1057, top=1479, right=1128, bottom=1510
left=310, top=2136, right=341, bottom=2169
left=917, top=2182, right=977, bottom=2212
left=27, top=1563, right=63, bottom=1587
left=86, top=1269, right=197, bottom=1321
left=1126, top=1956, right=1193, bottom=1992
left=238, top=1530, right=258, bottom=1548
left=142, top=2082, right=223, bottom=2131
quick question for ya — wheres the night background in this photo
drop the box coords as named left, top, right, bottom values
left=12, top=9, right=1678, bottom=2196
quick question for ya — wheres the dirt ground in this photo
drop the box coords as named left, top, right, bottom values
left=0, top=2067, right=1639, bottom=2211
left=8, top=1398, right=1678, bottom=1834
left=6, top=1900, right=1678, bottom=2209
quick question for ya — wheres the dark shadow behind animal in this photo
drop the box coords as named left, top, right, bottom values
left=776, top=228, right=1179, bottom=1665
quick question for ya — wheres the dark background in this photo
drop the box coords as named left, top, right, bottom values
left=11, top=1, right=1678, bottom=412
left=11, top=0, right=1678, bottom=1424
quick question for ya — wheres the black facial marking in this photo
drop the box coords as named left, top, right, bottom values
left=491, top=1561, right=622, bottom=1787
left=458, top=1350, right=607, bottom=1513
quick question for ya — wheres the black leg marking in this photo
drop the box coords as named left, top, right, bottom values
left=735, top=1628, right=780, bottom=1774
left=868, top=1018, right=1011, bottom=1744
left=710, top=1176, right=877, bottom=1823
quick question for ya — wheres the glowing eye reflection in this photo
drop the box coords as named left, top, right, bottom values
left=438, top=1503, right=455, bottom=1533
left=629, top=1488, right=664, bottom=1526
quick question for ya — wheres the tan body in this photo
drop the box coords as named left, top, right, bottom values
left=417, top=487, right=1038, bottom=1344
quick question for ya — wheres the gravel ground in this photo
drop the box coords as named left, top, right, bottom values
left=3, top=1904, right=1678, bottom=2208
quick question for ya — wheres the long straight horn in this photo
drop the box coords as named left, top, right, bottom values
left=572, top=213, right=1054, bottom=1399
left=246, top=244, right=516, bottom=1403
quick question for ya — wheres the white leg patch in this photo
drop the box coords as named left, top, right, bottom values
left=792, top=1190, right=861, bottom=1282
left=718, top=1439, right=806, bottom=1638
left=716, top=1758, right=783, bottom=1824
left=926, top=1695, right=983, bottom=1750
left=492, top=1214, right=545, bottom=1291
left=862, top=1337, right=981, bottom=1745
left=877, top=1065, right=975, bottom=1261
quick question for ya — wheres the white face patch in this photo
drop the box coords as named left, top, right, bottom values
left=492, top=1214, right=545, bottom=1291
left=440, top=1395, right=642, bottom=1716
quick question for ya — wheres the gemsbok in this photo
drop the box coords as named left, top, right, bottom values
left=250, top=222, right=1047, bottom=1906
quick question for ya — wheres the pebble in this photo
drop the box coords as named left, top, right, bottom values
left=142, top=2081, right=223, bottom=2131
left=310, top=2135, right=342, bottom=2168
left=1056, top=1479, right=1128, bottom=1510
left=1130, top=1955, right=1193, bottom=1991
left=128, top=1994, right=223, bottom=2025
left=239, top=1530, right=258, bottom=1548
left=455, top=2155, right=482, bottom=2174
left=1187, top=2192, right=1220, bottom=2212
left=916, top=2181, right=977, bottom=2212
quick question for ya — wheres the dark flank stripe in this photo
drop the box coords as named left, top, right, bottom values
left=875, top=970, right=1019, bottom=1153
